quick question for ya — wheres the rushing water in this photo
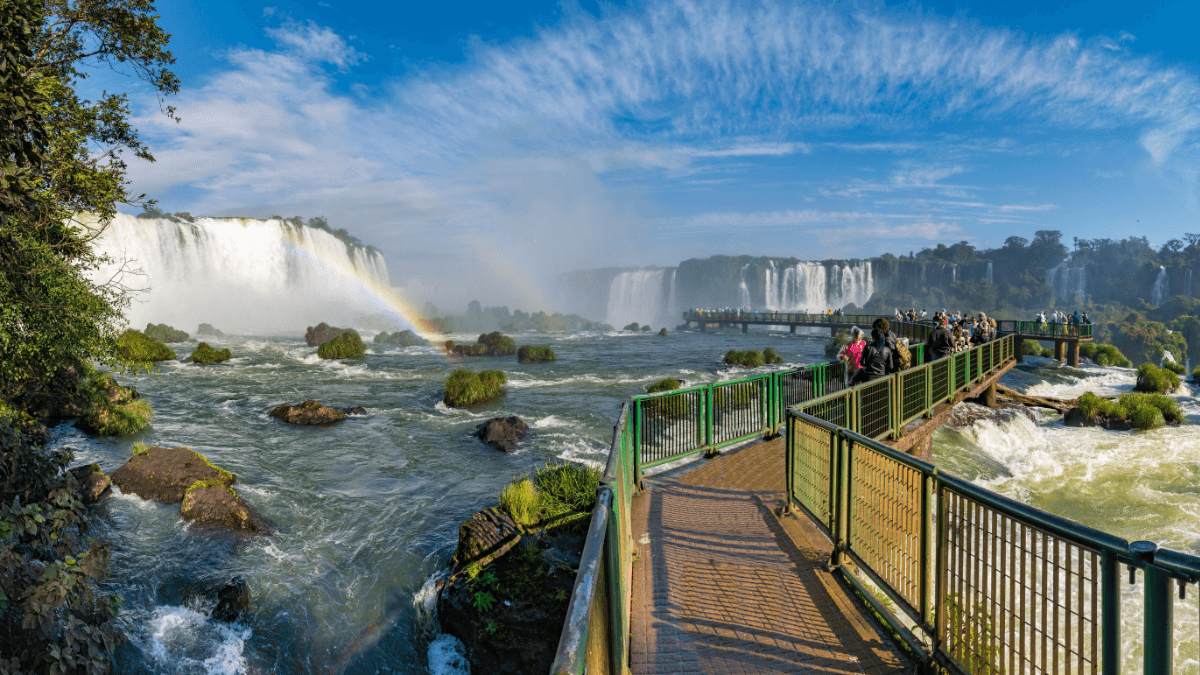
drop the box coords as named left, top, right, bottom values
left=936, top=356, right=1200, bottom=675
left=57, top=327, right=839, bottom=674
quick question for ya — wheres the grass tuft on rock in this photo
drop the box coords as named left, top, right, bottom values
left=534, top=460, right=601, bottom=522
left=724, top=350, right=765, bottom=368
left=444, top=370, right=508, bottom=407
left=763, top=347, right=784, bottom=365
left=478, top=332, right=517, bottom=356
left=646, top=378, right=681, bottom=393
left=374, top=329, right=427, bottom=347
left=1162, top=360, right=1187, bottom=375
left=317, top=330, right=366, bottom=359
left=1022, top=339, right=1054, bottom=358
left=826, top=331, right=850, bottom=358
left=658, top=328, right=668, bottom=336
left=623, top=322, right=640, bottom=331
left=81, top=399, right=153, bottom=436
left=517, top=345, right=557, bottom=363
left=1074, top=390, right=1183, bottom=430
left=190, top=342, right=232, bottom=364
left=144, top=323, right=189, bottom=342
left=117, top=329, right=176, bottom=363
left=498, top=475, right=538, bottom=529
left=1135, top=363, right=1180, bottom=394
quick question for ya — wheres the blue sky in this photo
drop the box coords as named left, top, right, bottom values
left=114, top=0, right=1200, bottom=306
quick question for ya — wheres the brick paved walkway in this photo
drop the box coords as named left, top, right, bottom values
left=629, top=439, right=915, bottom=675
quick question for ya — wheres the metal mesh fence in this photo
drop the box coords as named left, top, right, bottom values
left=849, top=442, right=925, bottom=614
left=800, top=392, right=852, bottom=428
left=859, top=379, right=892, bottom=439
left=712, top=378, right=766, bottom=445
left=778, top=368, right=817, bottom=409
left=931, top=358, right=950, bottom=403
left=901, top=367, right=927, bottom=424
left=788, top=416, right=834, bottom=528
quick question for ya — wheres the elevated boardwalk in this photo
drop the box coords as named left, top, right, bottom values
left=680, top=310, right=1093, bottom=366
left=629, top=439, right=915, bottom=675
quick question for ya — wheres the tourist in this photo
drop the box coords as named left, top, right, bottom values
left=872, top=317, right=902, bottom=374
left=1082, top=312, right=1091, bottom=324
left=928, top=317, right=954, bottom=359
left=838, top=326, right=866, bottom=379
left=851, top=328, right=895, bottom=384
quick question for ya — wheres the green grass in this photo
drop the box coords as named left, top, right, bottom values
left=533, top=460, right=601, bottom=521
left=517, top=345, right=557, bottom=362
left=1163, top=360, right=1187, bottom=375
left=1080, top=343, right=1133, bottom=367
left=1022, top=339, right=1053, bottom=358
left=498, top=475, right=538, bottom=529
left=443, top=369, right=508, bottom=406
left=374, top=330, right=426, bottom=346
left=1074, top=390, right=1184, bottom=430
left=143, top=323, right=189, bottom=342
left=724, top=350, right=765, bottom=368
left=763, top=347, right=783, bottom=365
left=646, top=378, right=681, bottom=393
left=116, top=329, right=176, bottom=362
left=190, top=342, right=232, bottom=363
left=317, top=330, right=366, bottom=359
left=477, top=332, right=516, bottom=356
left=1136, top=363, right=1180, bottom=394
left=82, top=399, right=153, bottom=436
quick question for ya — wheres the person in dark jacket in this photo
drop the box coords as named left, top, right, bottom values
left=872, top=317, right=901, bottom=374
left=927, top=317, right=955, bottom=360
left=851, top=328, right=895, bottom=384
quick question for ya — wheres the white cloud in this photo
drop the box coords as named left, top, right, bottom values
left=264, top=20, right=368, bottom=72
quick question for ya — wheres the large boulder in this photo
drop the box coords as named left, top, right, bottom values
left=197, top=323, right=225, bottom=337
left=110, top=446, right=235, bottom=503
left=452, top=508, right=521, bottom=571
left=181, top=481, right=273, bottom=534
left=144, top=323, right=189, bottom=342
left=475, top=416, right=529, bottom=452
left=268, top=400, right=362, bottom=425
left=305, top=322, right=346, bottom=347
left=212, top=577, right=250, bottom=622
left=69, top=463, right=111, bottom=504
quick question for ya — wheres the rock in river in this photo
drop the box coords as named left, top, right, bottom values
left=475, top=416, right=529, bottom=452
left=69, top=462, right=111, bottom=504
left=452, top=508, right=521, bottom=570
left=181, top=481, right=274, bottom=534
left=111, top=446, right=235, bottom=503
left=268, top=400, right=362, bottom=425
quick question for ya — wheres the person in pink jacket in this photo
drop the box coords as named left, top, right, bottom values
left=838, top=326, right=866, bottom=378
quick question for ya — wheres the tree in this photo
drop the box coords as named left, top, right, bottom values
left=1, top=0, right=178, bottom=670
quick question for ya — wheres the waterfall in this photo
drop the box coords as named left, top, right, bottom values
left=666, top=269, right=678, bottom=323
left=1046, top=262, right=1086, bottom=302
left=764, top=261, right=780, bottom=310
left=986, top=262, right=993, bottom=283
left=760, top=260, right=872, bottom=311
left=1187, top=269, right=1193, bottom=300
left=737, top=264, right=752, bottom=308
left=605, top=269, right=670, bottom=329
left=952, top=264, right=957, bottom=284
left=90, top=213, right=391, bottom=333
left=1151, top=267, right=1169, bottom=306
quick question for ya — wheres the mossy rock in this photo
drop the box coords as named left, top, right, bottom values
left=1134, top=363, right=1180, bottom=394
left=305, top=322, right=347, bottom=347
left=478, top=332, right=517, bottom=356
left=444, top=370, right=507, bottom=407
left=658, top=328, right=668, bottom=336
left=144, top=323, right=189, bottom=342
left=197, top=323, right=225, bottom=337
left=317, top=330, right=366, bottom=359
left=646, top=378, right=681, bottom=393
left=373, top=329, right=427, bottom=347
left=623, top=322, right=640, bottom=331
left=640, top=325, right=651, bottom=332
left=76, top=398, right=153, bottom=436
left=181, top=480, right=274, bottom=534
left=643, top=379, right=691, bottom=419
left=517, top=346, right=557, bottom=363
left=116, top=329, right=176, bottom=362
left=190, top=342, right=232, bottom=364
left=1079, top=342, right=1132, bottom=367
left=110, top=446, right=235, bottom=503
left=763, top=347, right=784, bottom=365
left=724, top=350, right=765, bottom=368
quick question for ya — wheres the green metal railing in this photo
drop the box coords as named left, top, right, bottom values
left=786, top=408, right=1200, bottom=675
left=997, top=319, right=1093, bottom=339
left=682, top=310, right=1094, bottom=340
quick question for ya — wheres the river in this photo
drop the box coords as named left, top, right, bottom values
left=53, top=328, right=1200, bottom=674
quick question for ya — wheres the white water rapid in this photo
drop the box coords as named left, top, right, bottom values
left=1152, top=266, right=1170, bottom=306
left=89, top=214, right=392, bottom=334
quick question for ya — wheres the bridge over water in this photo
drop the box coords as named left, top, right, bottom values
left=680, top=310, right=1094, bottom=366
left=548, top=319, right=1197, bottom=675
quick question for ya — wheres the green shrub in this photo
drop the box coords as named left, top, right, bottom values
left=477, top=332, right=517, bottom=356
left=1093, top=344, right=1132, bottom=367
left=623, top=322, right=640, bottom=331
left=317, top=330, right=366, bottom=359
left=714, top=384, right=757, bottom=408
left=374, top=329, right=427, bottom=346
left=646, top=378, right=681, bottom=393
left=443, top=369, right=507, bottom=406
left=1022, top=339, right=1053, bottom=358
left=1118, top=392, right=1184, bottom=425
left=190, top=342, right=232, bottom=363
left=499, top=476, right=538, bottom=529
left=143, top=322, right=188, bottom=342
left=1135, top=363, right=1180, bottom=394
left=80, top=399, right=153, bottom=436
left=1163, top=360, right=1187, bottom=375
left=658, top=327, right=668, bottom=336
left=640, top=325, right=651, bottom=332
left=763, top=347, right=783, bottom=365
left=517, top=345, right=557, bottom=362
left=724, top=350, right=766, bottom=368
left=534, top=460, right=601, bottom=519
left=1128, top=404, right=1166, bottom=430
left=1193, top=366, right=1200, bottom=382
left=116, top=329, right=176, bottom=362
left=1075, top=392, right=1105, bottom=419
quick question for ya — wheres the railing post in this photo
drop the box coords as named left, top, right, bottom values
left=1144, top=560, right=1174, bottom=675
left=934, top=480, right=949, bottom=658
left=831, top=432, right=851, bottom=566
left=705, top=385, right=714, bottom=451
left=632, top=401, right=643, bottom=487
left=1101, top=551, right=1121, bottom=675
left=920, top=469, right=934, bottom=630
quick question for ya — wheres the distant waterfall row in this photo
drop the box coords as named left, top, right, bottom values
left=602, top=261, right=873, bottom=328
left=91, top=214, right=391, bottom=333
left=1047, top=263, right=1086, bottom=303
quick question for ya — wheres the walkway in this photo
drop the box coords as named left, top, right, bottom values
left=629, top=439, right=916, bottom=675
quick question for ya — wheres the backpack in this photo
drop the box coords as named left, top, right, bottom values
left=886, top=332, right=912, bottom=370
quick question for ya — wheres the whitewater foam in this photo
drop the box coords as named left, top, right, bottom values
left=146, top=605, right=251, bottom=674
